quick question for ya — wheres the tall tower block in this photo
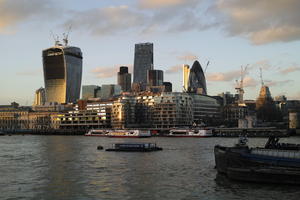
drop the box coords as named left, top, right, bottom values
left=42, top=39, right=83, bottom=103
left=183, top=64, right=190, bottom=92
left=133, top=43, right=153, bottom=91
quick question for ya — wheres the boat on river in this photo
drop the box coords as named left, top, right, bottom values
left=85, top=129, right=109, bottom=136
left=107, top=129, right=151, bottom=138
left=167, top=128, right=212, bottom=137
left=106, top=143, right=163, bottom=152
left=85, top=129, right=151, bottom=138
left=214, top=136, right=300, bottom=184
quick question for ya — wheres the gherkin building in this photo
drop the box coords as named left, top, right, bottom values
left=187, top=60, right=207, bottom=95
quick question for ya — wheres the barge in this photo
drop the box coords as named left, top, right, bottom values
left=106, top=143, right=163, bottom=152
left=214, top=137, right=300, bottom=184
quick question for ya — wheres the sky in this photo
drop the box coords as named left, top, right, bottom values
left=1, top=0, right=300, bottom=105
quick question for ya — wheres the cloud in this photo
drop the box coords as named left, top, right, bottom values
left=279, top=65, right=300, bottom=74
left=165, top=65, right=182, bottom=73
left=249, top=59, right=273, bottom=71
left=91, top=65, right=132, bottom=78
left=64, top=1, right=211, bottom=36
left=177, top=52, right=198, bottom=62
left=243, top=77, right=258, bottom=88
left=0, top=0, right=58, bottom=33
left=206, top=69, right=241, bottom=82
left=139, top=0, right=190, bottom=9
left=264, top=79, right=294, bottom=87
left=216, top=0, right=300, bottom=44
left=64, top=5, right=147, bottom=36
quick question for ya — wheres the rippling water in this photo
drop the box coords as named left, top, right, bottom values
left=0, top=135, right=300, bottom=200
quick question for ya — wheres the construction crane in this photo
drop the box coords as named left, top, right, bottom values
left=204, top=60, right=210, bottom=73
left=63, top=26, right=72, bottom=46
left=235, top=64, right=248, bottom=105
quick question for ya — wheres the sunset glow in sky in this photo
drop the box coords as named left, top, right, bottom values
left=1, top=0, right=300, bottom=105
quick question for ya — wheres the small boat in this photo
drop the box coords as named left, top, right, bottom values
left=0, top=131, right=5, bottom=136
left=106, top=143, right=163, bottom=152
left=214, top=136, right=300, bottom=184
left=85, top=129, right=108, bottom=136
left=107, top=130, right=151, bottom=138
left=167, top=128, right=212, bottom=137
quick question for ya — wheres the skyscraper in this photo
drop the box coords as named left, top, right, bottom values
left=33, top=87, right=46, bottom=106
left=187, top=60, right=207, bottom=95
left=133, top=43, right=153, bottom=91
left=42, top=39, right=82, bottom=103
left=147, top=69, right=163, bottom=87
left=117, top=66, right=131, bottom=92
left=183, top=64, right=190, bottom=92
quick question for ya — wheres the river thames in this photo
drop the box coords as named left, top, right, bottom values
left=0, top=135, right=299, bottom=200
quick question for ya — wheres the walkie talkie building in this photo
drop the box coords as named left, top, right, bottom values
left=42, top=43, right=83, bottom=103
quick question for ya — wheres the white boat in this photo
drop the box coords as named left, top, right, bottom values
left=167, top=128, right=212, bottom=137
left=107, top=129, right=151, bottom=138
left=85, top=129, right=109, bottom=136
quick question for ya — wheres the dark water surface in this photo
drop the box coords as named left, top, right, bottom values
left=0, top=135, right=300, bottom=200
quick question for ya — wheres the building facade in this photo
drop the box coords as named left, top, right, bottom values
left=133, top=43, right=153, bottom=91
left=117, top=66, right=131, bottom=92
left=183, top=64, right=190, bottom=92
left=82, top=85, right=101, bottom=100
left=52, top=101, right=113, bottom=130
left=100, top=84, right=121, bottom=100
left=187, top=60, right=207, bottom=95
left=43, top=43, right=83, bottom=103
left=34, top=87, right=46, bottom=106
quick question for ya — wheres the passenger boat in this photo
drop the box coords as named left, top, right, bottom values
left=214, top=136, right=300, bottom=184
left=107, top=129, right=151, bottom=138
left=167, top=128, right=212, bottom=137
left=84, top=129, right=108, bottom=136
left=106, top=143, right=163, bottom=152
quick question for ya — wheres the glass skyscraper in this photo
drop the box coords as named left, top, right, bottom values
left=133, top=43, right=153, bottom=91
left=42, top=43, right=83, bottom=103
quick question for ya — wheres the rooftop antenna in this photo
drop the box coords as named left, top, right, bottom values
left=63, top=25, right=72, bottom=46
left=260, top=67, right=264, bottom=86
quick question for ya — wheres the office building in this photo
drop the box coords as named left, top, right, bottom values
left=183, top=64, right=190, bottom=92
left=42, top=39, right=83, bottom=103
left=163, top=82, right=172, bottom=92
left=117, top=66, right=131, bottom=92
left=188, top=60, right=207, bottom=95
left=147, top=69, right=163, bottom=87
left=34, top=87, right=46, bottom=106
left=133, top=43, right=153, bottom=90
left=100, top=84, right=121, bottom=100
left=82, top=85, right=101, bottom=100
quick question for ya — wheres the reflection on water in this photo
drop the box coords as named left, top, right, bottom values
left=0, top=136, right=300, bottom=200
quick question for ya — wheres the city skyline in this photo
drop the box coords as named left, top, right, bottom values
left=1, top=0, right=300, bottom=105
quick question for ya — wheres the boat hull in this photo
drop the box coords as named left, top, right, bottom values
left=164, top=135, right=211, bottom=137
left=214, top=145, right=300, bottom=184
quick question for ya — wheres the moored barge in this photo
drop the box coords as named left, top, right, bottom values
left=214, top=137, right=300, bottom=184
left=106, top=143, right=163, bottom=152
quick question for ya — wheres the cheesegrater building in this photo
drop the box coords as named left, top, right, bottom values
left=42, top=40, right=83, bottom=103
